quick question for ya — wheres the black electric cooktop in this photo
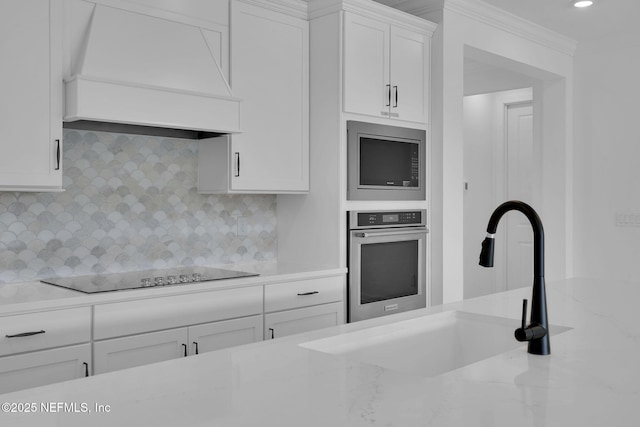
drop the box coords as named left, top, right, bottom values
left=41, top=266, right=259, bottom=294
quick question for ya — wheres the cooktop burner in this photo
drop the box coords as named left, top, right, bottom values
left=41, top=266, right=259, bottom=294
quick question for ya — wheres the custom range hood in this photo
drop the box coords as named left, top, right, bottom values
left=64, top=4, right=241, bottom=138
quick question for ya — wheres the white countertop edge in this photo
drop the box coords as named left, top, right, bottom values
left=0, top=262, right=347, bottom=316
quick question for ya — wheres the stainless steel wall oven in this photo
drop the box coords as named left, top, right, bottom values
left=347, top=210, right=428, bottom=322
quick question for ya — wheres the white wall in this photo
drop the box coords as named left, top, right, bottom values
left=463, top=93, right=498, bottom=298
left=573, top=35, right=640, bottom=280
left=425, top=1, right=575, bottom=303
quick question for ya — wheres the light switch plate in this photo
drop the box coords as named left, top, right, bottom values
left=237, top=217, right=249, bottom=236
left=615, top=212, right=640, bottom=227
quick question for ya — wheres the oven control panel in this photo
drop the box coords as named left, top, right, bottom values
left=354, top=210, right=425, bottom=227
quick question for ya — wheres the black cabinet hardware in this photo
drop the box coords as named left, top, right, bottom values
left=268, top=328, right=274, bottom=339
left=234, top=152, right=240, bottom=177
left=297, top=291, right=319, bottom=296
left=182, top=343, right=187, bottom=357
left=393, top=86, right=398, bottom=107
left=83, top=362, right=89, bottom=377
left=386, top=84, right=391, bottom=106
left=6, top=330, right=45, bottom=338
left=193, top=342, right=199, bottom=355
left=55, top=139, right=60, bottom=170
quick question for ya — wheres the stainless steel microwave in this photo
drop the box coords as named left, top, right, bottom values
left=347, top=121, right=426, bottom=200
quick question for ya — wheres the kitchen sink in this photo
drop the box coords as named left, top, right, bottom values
left=300, top=310, right=571, bottom=377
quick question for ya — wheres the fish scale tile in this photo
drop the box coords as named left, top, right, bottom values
left=0, top=129, right=277, bottom=283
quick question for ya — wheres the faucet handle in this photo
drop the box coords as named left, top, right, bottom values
left=515, top=298, right=547, bottom=342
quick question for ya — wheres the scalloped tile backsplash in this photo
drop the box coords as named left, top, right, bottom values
left=0, top=130, right=277, bottom=284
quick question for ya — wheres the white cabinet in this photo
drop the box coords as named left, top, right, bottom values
left=198, top=0, right=309, bottom=194
left=0, top=344, right=91, bottom=394
left=264, top=276, right=346, bottom=340
left=343, top=11, right=429, bottom=123
left=189, top=315, right=263, bottom=355
left=92, top=287, right=263, bottom=374
left=265, top=302, right=345, bottom=339
left=0, top=307, right=92, bottom=394
left=93, top=286, right=263, bottom=340
left=93, top=328, right=188, bottom=375
left=93, top=316, right=264, bottom=374
left=0, top=0, right=63, bottom=191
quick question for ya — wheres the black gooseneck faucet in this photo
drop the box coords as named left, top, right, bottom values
left=479, top=200, right=550, bottom=355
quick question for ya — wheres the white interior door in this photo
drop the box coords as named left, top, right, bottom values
left=505, top=103, right=534, bottom=290
left=463, top=89, right=533, bottom=299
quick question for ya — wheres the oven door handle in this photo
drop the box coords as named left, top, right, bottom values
left=354, top=227, right=428, bottom=238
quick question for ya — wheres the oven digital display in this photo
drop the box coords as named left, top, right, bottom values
left=382, top=214, right=399, bottom=223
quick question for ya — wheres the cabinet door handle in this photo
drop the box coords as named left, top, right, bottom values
left=193, top=342, right=199, bottom=355
left=297, top=291, right=319, bottom=296
left=55, top=139, right=61, bottom=170
left=234, top=152, right=240, bottom=177
left=5, top=330, right=45, bottom=338
left=83, top=362, right=89, bottom=377
left=386, top=84, right=391, bottom=107
left=182, top=343, right=188, bottom=357
left=269, top=328, right=275, bottom=339
left=393, top=86, right=398, bottom=108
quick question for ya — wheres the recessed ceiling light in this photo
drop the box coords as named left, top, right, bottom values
left=574, top=1, right=593, bottom=7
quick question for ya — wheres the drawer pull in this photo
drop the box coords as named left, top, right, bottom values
left=193, top=342, right=199, bottom=355
left=182, top=343, right=188, bottom=357
left=297, top=291, right=319, bottom=296
left=83, top=362, right=89, bottom=377
left=55, top=139, right=61, bottom=170
left=5, top=330, right=46, bottom=338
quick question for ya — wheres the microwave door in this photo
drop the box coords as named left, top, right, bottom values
left=359, top=137, right=419, bottom=188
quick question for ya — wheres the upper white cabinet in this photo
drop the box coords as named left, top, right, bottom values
left=343, top=11, right=430, bottom=123
left=198, top=0, right=309, bottom=194
left=0, top=0, right=63, bottom=191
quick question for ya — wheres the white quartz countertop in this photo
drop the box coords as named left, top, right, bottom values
left=1, top=277, right=637, bottom=426
left=0, top=261, right=346, bottom=316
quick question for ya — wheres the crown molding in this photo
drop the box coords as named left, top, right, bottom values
left=308, top=0, right=437, bottom=34
left=238, top=0, right=308, bottom=20
left=444, top=0, right=576, bottom=56
left=377, top=0, right=577, bottom=57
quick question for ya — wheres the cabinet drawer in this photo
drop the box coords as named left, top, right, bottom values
left=0, top=343, right=91, bottom=395
left=0, top=307, right=91, bottom=356
left=94, top=286, right=263, bottom=340
left=265, top=276, right=345, bottom=313
left=265, top=301, right=345, bottom=339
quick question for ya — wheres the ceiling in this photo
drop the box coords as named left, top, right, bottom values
left=372, top=0, right=637, bottom=44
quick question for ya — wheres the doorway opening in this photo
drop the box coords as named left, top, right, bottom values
left=463, top=47, right=542, bottom=299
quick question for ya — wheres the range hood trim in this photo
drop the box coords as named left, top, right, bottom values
left=65, top=75, right=242, bottom=134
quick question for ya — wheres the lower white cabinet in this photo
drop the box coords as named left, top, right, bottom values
left=264, top=276, right=346, bottom=339
left=93, top=315, right=263, bottom=374
left=0, top=273, right=346, bottom=391
left=189, top=315, right=263, bottom=355
left=0, top=344, right=91, bottom=394
left=265, top=302, right=345, bottom=340
left=93, top=328, right=188, bottom=375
